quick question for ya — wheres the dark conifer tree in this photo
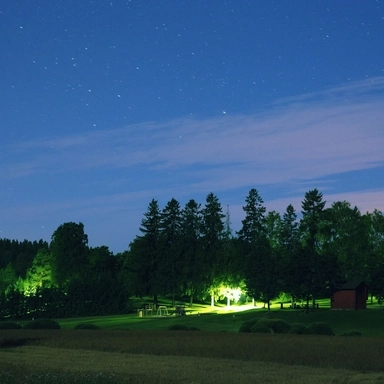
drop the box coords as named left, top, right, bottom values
left=280, top=204, right=300, bottom=303
left=200, top=192, right=225, bottom=305
left=126, top=199, right=162, bottom=306
left=237, top=188, right=274, bottom=309
left=180, top=199, right=202, bottom=305
left=158, top=198, right=183, bottom=306
left=221, top=206, right=243, bottom=287
left=298, top=189, right=327, bottom=307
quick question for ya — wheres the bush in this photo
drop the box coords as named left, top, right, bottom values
left=74, top=323, right=100, bottom=330
left=256, top=318, right=275, bottom=330
left=238, top=318, right=259, bottom=333
left=256, top=318, right=291, bottom=334
left=0, top=321, right=21, bottom=330
left=288, top=323, right=307, bottom=335
left=250, top=323, right=272, bottom=334
left=288, top=327, right=302, bottom=335
left=307, top=322, right=334, bottom=336
left=271, top=319, right=291, bottom=334
left=240, top=318, right=292, bottom=334
left=23, top=318, right=60, bottom=330
left=341, top=330, right=362, bottom=337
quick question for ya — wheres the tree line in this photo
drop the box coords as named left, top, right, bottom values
left=0, top=226, right=129, bottom=319
left=1, top=188, right=384, bottom=319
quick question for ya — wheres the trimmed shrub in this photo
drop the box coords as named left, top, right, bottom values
left=341, top=330, right=362, bottom=337
left=256, top=318, right=291, bottom=334
left=238, top=318, right=259, bottom=333
left=0, top=321, right=22, bottom=330
left=288, top=327, right=302, bottom=335
left=168, top=324, right=189, bottom=331
left=288, top=323, right=307, bottom=335
left=256, top=318, right=276, bottom=329
left=307, top=322, right=334, bottom=336
left=250, top=323, right=272, bottom=334
left=23, top=318, right=60, bottom=330
left=74, top=323, right=100, bottom=330
left=271, top=319, right=291, bottom=334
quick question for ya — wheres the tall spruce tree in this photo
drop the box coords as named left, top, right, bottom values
left=282, top=205, right=299, bottom=250
left=180, top=199, right=202, bottom=305
left=237, top=188, right=266, bottom=245
left=201, top=192, right=225, bottom=305
left=158, top=198, right=183, bottom=306
left=222, top=206, right=243, bottom=288
left=237, top=189, right=273, bottom=308
left=213, top=206, right=243, bottom=307
left=261, top=211, right=284, bottom=308
left=298, top=189, right=327, bottom=307
left=280, top=204, right=300, bottom=303
left=127, top=199, right=162, bottom=306
left=301, top=189, right=326, bottom=248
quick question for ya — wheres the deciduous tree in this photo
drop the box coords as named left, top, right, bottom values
left=24, top=248, right=53, bottom=294
left=50, top=222, right=89, bottom=288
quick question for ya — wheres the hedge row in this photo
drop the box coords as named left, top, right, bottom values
left=239, top=318, right=338, bottom=336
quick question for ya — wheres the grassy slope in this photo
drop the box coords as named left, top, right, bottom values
left=2, top=345, right=384, bottom=384
left=1, top=330, right=384, bottom=383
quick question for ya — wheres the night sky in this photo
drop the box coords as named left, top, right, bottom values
left=1, top=1, right=384, bottom=253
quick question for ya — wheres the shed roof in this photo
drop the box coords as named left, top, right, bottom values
left=338, top=281, right=367, bottom=290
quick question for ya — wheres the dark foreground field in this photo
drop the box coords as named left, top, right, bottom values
left=1, top=330, right=384, bottom=383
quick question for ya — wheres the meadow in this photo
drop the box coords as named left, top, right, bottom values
left=1, top=301, right=384, bottom=383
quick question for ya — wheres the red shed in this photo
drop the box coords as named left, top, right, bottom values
left=331, top=281, right=368, bottom=310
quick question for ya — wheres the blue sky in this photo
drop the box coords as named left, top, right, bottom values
left=1, top=1, right=384, bottom=253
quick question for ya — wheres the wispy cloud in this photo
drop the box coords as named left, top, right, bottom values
left=3, top=78, right=384, bottom=189
left=1, top=77, right=384, bottom=250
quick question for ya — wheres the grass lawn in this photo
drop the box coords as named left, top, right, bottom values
left=50, top=299, right=384, bottom=337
